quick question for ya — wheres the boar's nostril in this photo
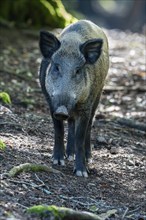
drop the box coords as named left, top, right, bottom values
left=53, top=105, right=69, bottom=120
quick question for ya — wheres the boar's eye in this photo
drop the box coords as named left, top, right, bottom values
left=75, top=67, right=81, bottom=75
left=54, top=64, right=59, bottom=72
left=51, top=63, right=61, bottom=78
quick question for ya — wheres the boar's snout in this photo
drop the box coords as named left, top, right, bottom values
left=53, top=105, right=69, bottom=120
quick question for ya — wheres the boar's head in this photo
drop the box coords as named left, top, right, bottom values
left=39, top=31, right=103, bottom=120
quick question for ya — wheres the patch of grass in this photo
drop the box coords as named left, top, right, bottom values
left=0, top=139, right=6, bottom=150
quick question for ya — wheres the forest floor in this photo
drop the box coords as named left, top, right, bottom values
left=0, top=27, right=146, bottom=220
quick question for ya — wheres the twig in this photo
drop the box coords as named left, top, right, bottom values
left=104, top=85, right=146, bottom=92
left=59, top=196, right=100, bottom=208
left=9, top=179, right=40, bottom=188
left=35, top=173, right=52, bottom=194
left=122, top=207, right=129, bottom=219
left=116, top=118, right=146, bottom=132
left=16, top=202, right=28, bottom=209
left=9, top=178, right=52, bottom=195
left=71, top=199, right=94, bottom=207
left=0, top=121, right=22, bottom=128
left=35, top=173, right=45, bottom=186
left=127, top=206, right=141, bottom=214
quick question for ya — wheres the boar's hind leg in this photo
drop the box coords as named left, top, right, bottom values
left=66, top=119, right=75, bottom=161
left=85, top=97, right=101, bottom=163
left=52, top=117, right=65, bottom=166
left=85, top=121, right=92, bottom=163
left=74, top=114, right=89, bottom=177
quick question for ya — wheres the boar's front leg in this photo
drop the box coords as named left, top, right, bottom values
left=52, top=117, right=65, bottom=166
left=74, top=114, right=89, bottom=177
left=66, top=119, right=75, bottom=161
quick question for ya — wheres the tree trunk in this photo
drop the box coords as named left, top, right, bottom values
left=0, top=0, right=77, bottom=28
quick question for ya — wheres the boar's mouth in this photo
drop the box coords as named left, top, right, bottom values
left=53, top=105, right=69, bottom=120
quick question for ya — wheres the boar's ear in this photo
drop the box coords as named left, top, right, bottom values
left=39, top=31, right=60, bottom=58
left=80, top=39, right=103, bottom=64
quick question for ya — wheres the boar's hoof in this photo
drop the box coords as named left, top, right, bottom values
left=53, top=159, right=65, bottom=166
left=67, top=155, right=74, bottom=161
left=86, top=158, right=93, bottom=164
left=54, top=106, right=69, bottom=120
left=76, top=170, right=88, bottom=178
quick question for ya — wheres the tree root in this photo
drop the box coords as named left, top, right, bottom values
left=27, top=205, right=102, bottom=220
left=8, top=163, right=61, bottom=177
left=104, top=85, right=146, bottom=92
left=117, top=118, right=146, bottom=132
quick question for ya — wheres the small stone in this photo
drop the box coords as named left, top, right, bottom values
left=106, top=145, right=111, bottom=150
left=91, top=144, right=94, bottom=150
left=94, top=144, right=101, bottom=149
left=109, top=138, right=118, bottom=145
left=108, top=138, right=113, bottom=144
left=110, top=147, right=119, bottom=154
left=126, top=160, right=135, bottom=166
left=96, top=136, right=107, bottom=144
left=135, top=161, right=140, bottom=166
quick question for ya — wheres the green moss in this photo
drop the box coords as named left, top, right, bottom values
left=8, top=163, right=60, bottom=177
left=27, top=205, right=65, bottom=219
left=0, top=92, right=11, bottom=104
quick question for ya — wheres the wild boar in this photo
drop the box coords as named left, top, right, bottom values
left=39, top=20, right=109, bottom=177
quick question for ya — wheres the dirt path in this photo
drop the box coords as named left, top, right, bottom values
left=0, top=28, right=146, bottom=220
